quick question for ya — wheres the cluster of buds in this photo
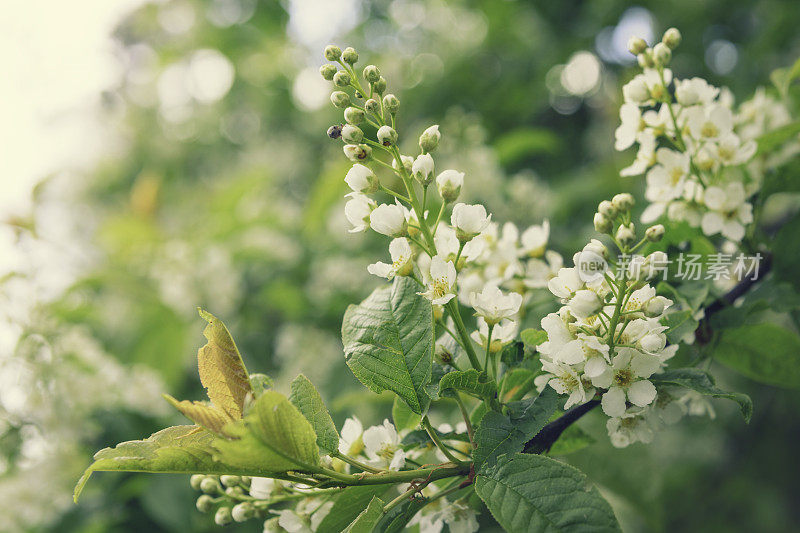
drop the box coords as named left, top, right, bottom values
left=190, top=474, right=257, bottom=525
left=627, top=27, right=680, bottom=70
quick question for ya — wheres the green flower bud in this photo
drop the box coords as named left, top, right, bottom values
left=364, top=98, right=380, bottom=115
left=200, top=477, right=221, bottom=494
left=333, top=70, right=351, bottom=87
left=383, top=93, right=399, bottom=114
left=343, top=144, right=372, bottom=162
left=342, top=47, right=359, bottom=64
left=372, top=76, right=387, bottom=94
left=319, top=64, right=337, bottom=81
left=377, top=125, right=398, bottom=146
left=638, top=51, right=655, bottom=69
left=341, top=124, right=363, bottom=143
left=616, top=223, right=636, bottom=245
left=196, top=495, right=215, bottom=513
left=324, top=45, right=342, bottom=62
left=593, top=212, right=612, bottom=234
left=418, top=125, right=440, bottom=153
left=646, top=224, right=665, bottom=242
left=190, top=474, right=205, bottom=491
left=215, top=507, right=233, bottom=527
left=653, top=42, right=671, bottom=66
left=598, top=200, right=617, bottom=219
left=662, top=27, right=681, bottom=50
left=225, top=486, right=244, bottom=497
left=611, top=193, right=635, bottom=212
left=434, top=344, right=453, bottom=365
left=362, top=65, right=381, bottom=83
left=344, top=106, right=365, bottom=125
left=327, top=124, right=343, bottom=139
left=232, top=502, right=255, bottom=522
left=628, top=36, right=648, bottom=55
left=220, top=475, right=241, bottom=487
left=330, top=91, right=350, bottom=109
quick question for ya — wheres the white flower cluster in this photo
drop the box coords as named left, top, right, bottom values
left=616, top=28, right=790, bottom=242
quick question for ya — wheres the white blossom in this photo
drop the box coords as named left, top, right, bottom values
left=370, top=202, right=408, bottom=237
left=344, top=163, right=378, bottom=193
left=419, top=256, right=457, bottom=305
left=470, top=285, right=522, bottom=325
left=344, top=193, right=375, bottom=233
left=363, top=419, right=406, bottom=470
left=520, top=220, right=549, bottom=257
left=451, top=203, right=491, bottom=241
left=593, top=348, right=660, bottom=417
left=701, top=182, right=753, bottom=241
left=367, top=238, right=413, bottom=279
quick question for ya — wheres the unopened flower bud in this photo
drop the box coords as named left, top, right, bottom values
left=327, top=124, right=343, bottom=139
left=436, top=169, right=464, bottom=203
left=220, top=475, right=241, bottom=487
left=200, top=477, right=221, bottom=494
left=225, top=486, right=244, bottom=497
left=419, top=125, right=441, bottom=153
left=333, top=70, right=351, bottom=87
left=638, top=51, right=655, bottom=69
left=215, top=507, right=233, bottom=526
left=377, top=125, right=398, bottom=146
left=594, top=212, right=612, bottom=234
left=393, top=154, right=413, bottom=173
left=628, top=36, right=647, bottom=55
left=653, top=42, right=671, bottom=66
left=324, top=45, right=342, bottom=62
left=344, top=106, right=365, bottom=125
left=598, top=200, right=617, bottom=219
left=583, top=238, right=608, bottom=260
left=383, top=93, right=400, bottom=114
left=343, top=144, right=372, bottom=162
left=232, top=502, right=254, bottom=523
left=364, top=98, right=380, bottom=115
left=341, top=124, right=363, bottom=143
left=342, top=46, right=358, bottom=64
left=319, top=64, right=337, bottom=80
left=616, top=223, right=636, bottom=245
left=190, top=474, right=205, bottom=491
left=644, top=296, right=668, bottom=317
left=345, top=163, right=378, bottom=194
left=412, top=153, right=435, bottom=186
left=363, top=65, right=381, bottom=83
left=330, top=91, right=350, bottom=108
left=372, top=76, right=387, bottom=94
left=196, top=495, right=215, bottom=513
left=662, top=27, right=681, bottom=50
left=611, top=193, right=635, bottom=212
left=646, top=224, right=665, bottom=242
left=435, top=343, right=454, bottom=365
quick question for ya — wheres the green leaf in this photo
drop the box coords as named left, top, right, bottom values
left=289, top=374, right=339, bottom=454
left=474, top=387, right=561, bottom=469
left=714, top=323, right=800, bottom=390
left=475, top=453, right=620, bottom=533
left=547, top=424, right=595, bottom=456
left=651, top=368, right=752, bottom=422
left=374, top=496, right=429, bottom=533
left=756, top=120, right=800, bottom=155
left=438, top=369, right=497, bottom=399
left=521, top=328, right=548, bottom=348
left=500, top=368, right=538, bottom=403
left=660, top=309, right=697, bottom=344
left=392, top=396, right=421, bottom=432
left=342, top=276, right=433, bottom=414
left=214, top=390, right=321, bottom=472
left=317, top=487, right=389, bottom=533
left=773, top=214, right=800, bottom=292
left=343, top=496, right=384, bottom=533
left=75, top=426, right=236, bottom=503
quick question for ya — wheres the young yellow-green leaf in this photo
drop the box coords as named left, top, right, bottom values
left=392, top=395, right=422, bottom=432
left=289, top=374, right=340, bottom=454
left=475, top=453, right=620, bottom=533
left=342, top=277, right=433, bottom=414
left=342, top=496, right=385, bottom=533
left=714, top=323, right=800, bottom=390
left=75, top=425, right=242, bottom=503
left=213, top=390, right=321, bottom=472
left=438, top=369, right=497, bottom=399
left=197, top=309, right=252, bottom=420
left=500, top=368, right=537, bottom=403
left=651, top=368, right=753, bottom=421
left=521, top=328, right=548, bottom=348
left=163, top=394, right=232, bottom=434
left=316, top=486, right=391, bottom=533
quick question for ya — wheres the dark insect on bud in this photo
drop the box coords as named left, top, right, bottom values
left=354, top=91, right=363, bottom=99
left=327, top=124, right=343, bottom=139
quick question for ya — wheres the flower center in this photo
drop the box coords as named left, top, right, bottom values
left=669, top=167, right=683, bottom=185
left=701, top=121, right=719, bottom=138
left=377, top=443, right=396, bottom=460
left=613, top=369, right=634, bottom=387
left=432, top=277, right=449, bottom=299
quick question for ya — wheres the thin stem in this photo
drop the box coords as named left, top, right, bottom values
left=331, top=450, right=384, bottom=474
left=379, top=184, right=410, bottom=203
left=422, top=416, right=466, bottom=465
left=434, top=201, right=446, bottom=231
left=315, top=463, right=468, bottom=487
left=483, top=323, right=494, bottom=375
left=454, top=393, right=476, bottom=448
left=445, top=300, right=482, bottom=371
left=382, top=481, right=429, bottom=513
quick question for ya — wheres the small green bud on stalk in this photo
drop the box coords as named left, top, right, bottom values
left=330, top=91, right=350, bottom=108
left=662, top=27, right=681, bottom=49
left=324, top=45, right=341, bottom=61
left=616, top=223, right=636, bottom=246
left=364, top=98, right=380, bottom=115
left=220, top=475, right=241, bottom=487
left=232, top=503, right=255, bottom=522
left=377, top=125, right=398, bottom=146
left=419, top=125, right=441, bottom=153
left=196, top=495, right=215, bottom=513
left=598, top=200, right=617, bottom=219
left=372, top=76, right=387, bottom=94
left=646, top=224, right=665, bottom=242
left=344, top=106, right=365, bottom=125
left=342, top=46, right=358, bottom=64
left=341, top=124, right=363, bottom=143
left=327, top=124, right=343, bottom=139
left=594, top=212, right=612, bottom=234
left=435, top=344, right=453, bottom=365
left=628, top=36, right=647, bottom=55
left=638, top=51, right=655, bottom=69
left=333, top=70, right=351, bottom=87
left=200, top=477, right=221, bottom=494
left=363, top=65, right=381, bottom=83
left=343, top=144, right=372, bottom=162
left=225, top=486, right=243, bottom=498
left=190, top=474, right=205, bottom=491
left=215, top=507, right=233, bottom=526
left=653, top=42, right=671, bottom=66
left=393, top=154, right=413, bottom=173
left=612, top=192, right=635, bottom=212
left=319, top=64, right=337, bottom=80
left=383, top=93, right=400, bottom=114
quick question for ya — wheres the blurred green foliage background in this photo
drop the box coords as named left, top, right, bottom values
left=3, top=0, right=800, bottom=531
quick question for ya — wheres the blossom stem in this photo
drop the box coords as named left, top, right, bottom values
left=434, top=201, right=446, bottom=231
left=445, top=300, right=482, bottom=371
left=454, top=393, right=476, bottom=447
left=330, top=450, right=385, bottom=474
left=382, top=480, right=430, bottom=513
left=483, top=323, right=495, bottom=376
left=315, top=463, right=469, bottom=487
left=422, top=416, right=467, bottom=465
left=379, top=184, right=410, bottom=203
